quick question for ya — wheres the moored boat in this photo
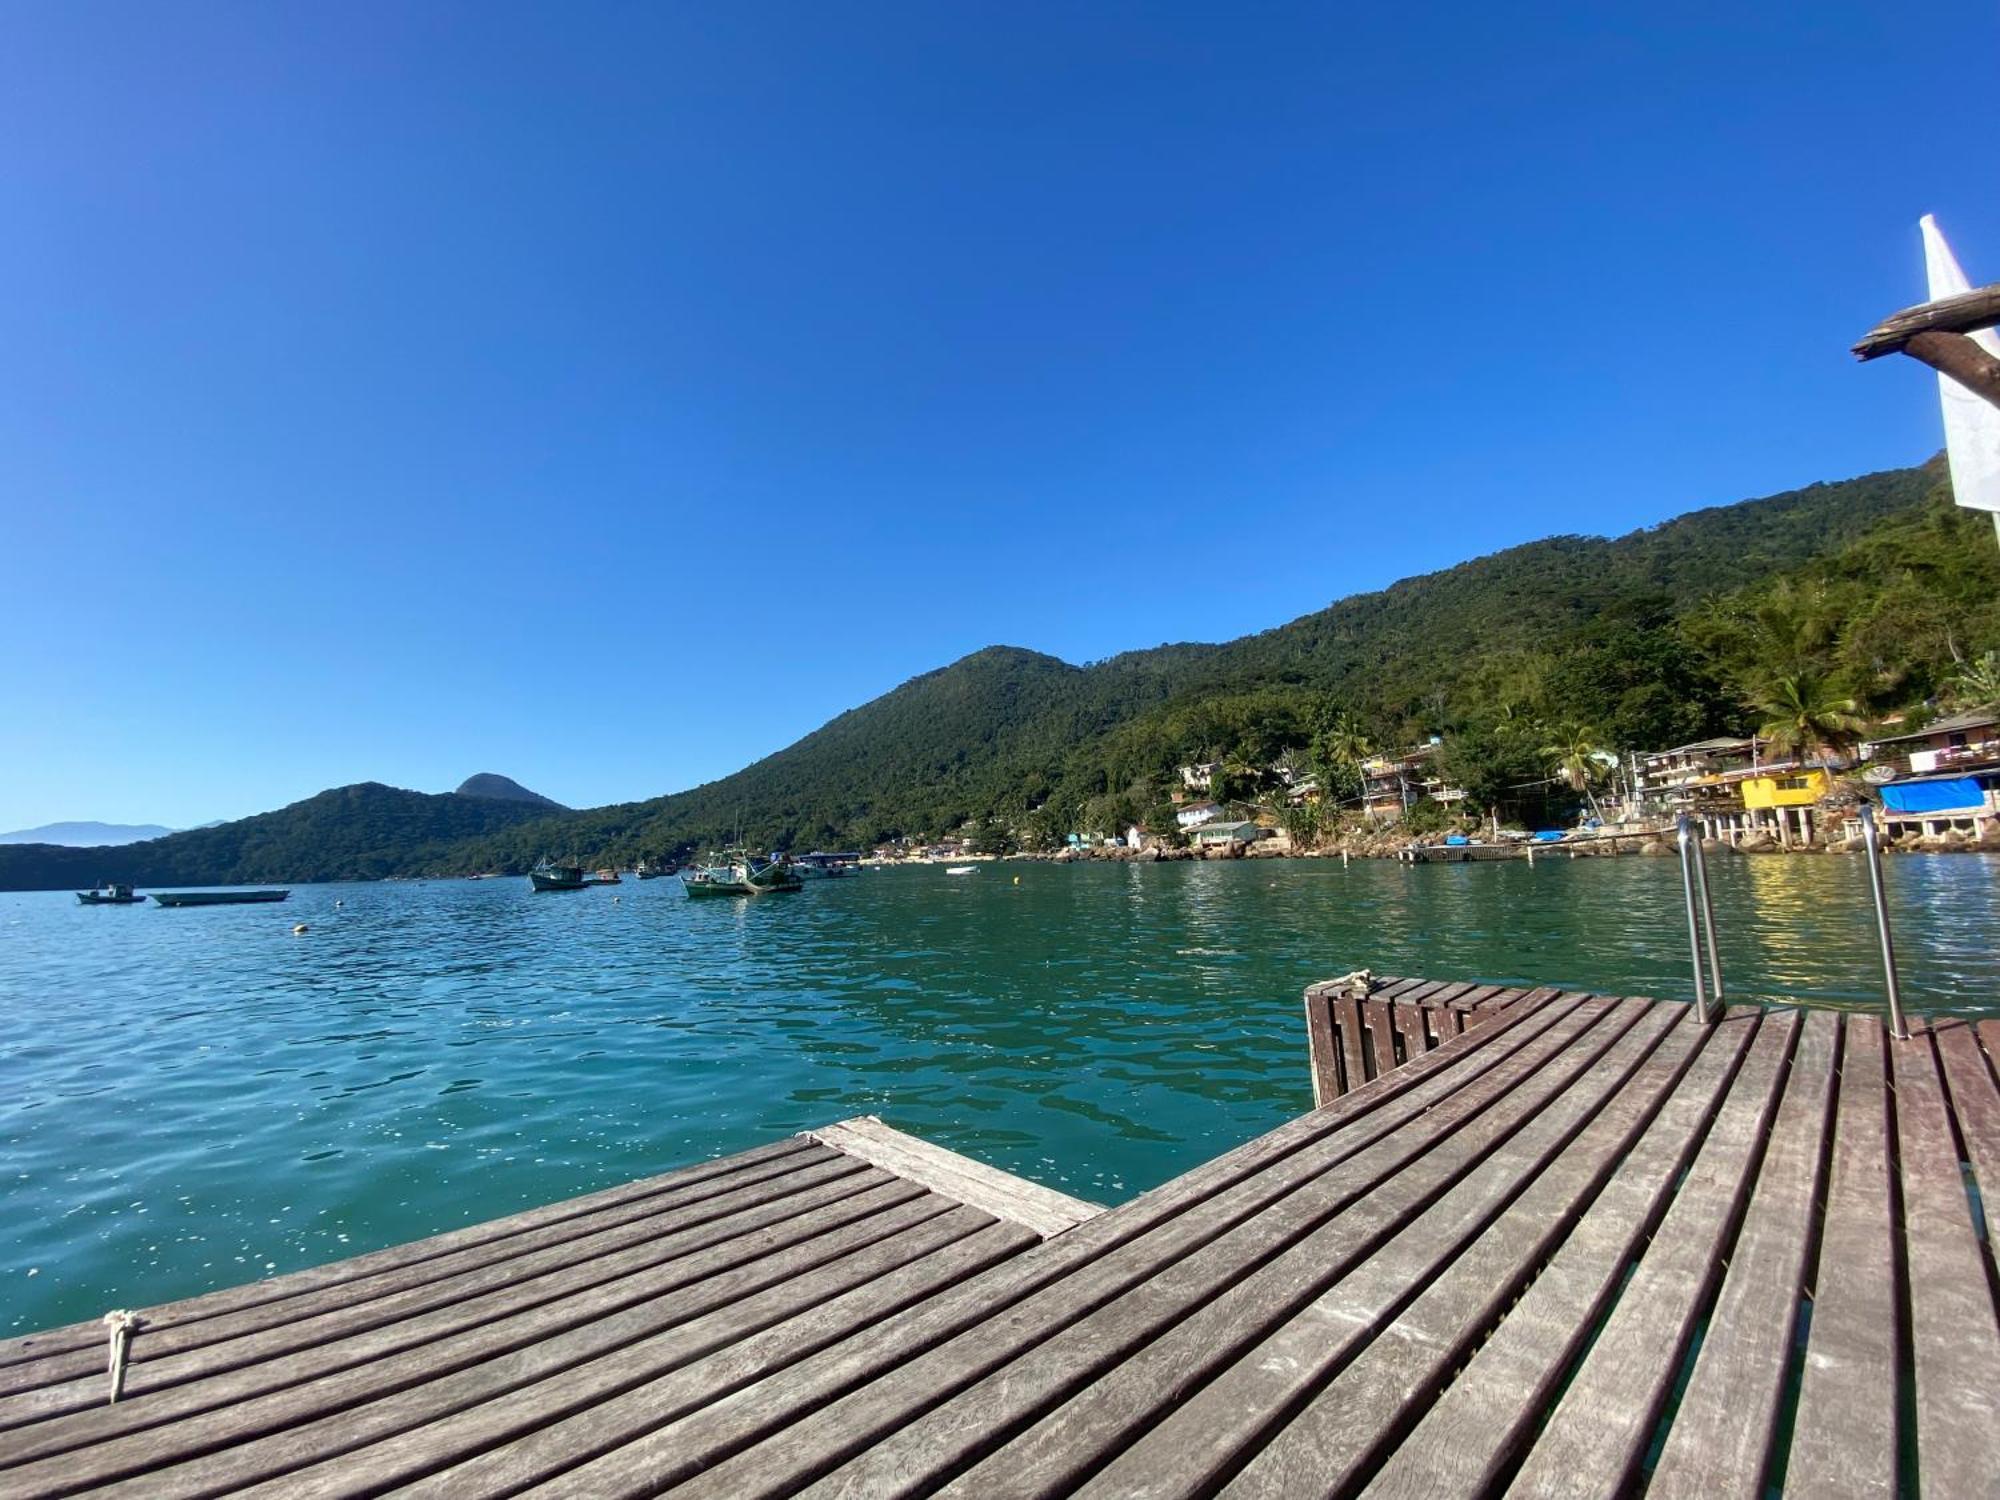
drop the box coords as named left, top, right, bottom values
left=151, top=889, right=290, bottom=906
left=945, top=865, right=979, bottom=876
left=77, top=883, right=144, bottom=905
left=793, top=851, right=859, bottom=879
left=681, top=849, right=803, bottom=898
left=528, top=862, right=590, bottom=892
left=586, top=868, right=622, bottom=885
left=634, top=858, right=676, bottom=880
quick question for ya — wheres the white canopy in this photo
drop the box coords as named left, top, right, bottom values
left=1920, top=215, right=2000, bottom=514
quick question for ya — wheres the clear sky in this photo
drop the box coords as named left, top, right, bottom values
left=3, top=1, right=1995, bottom=830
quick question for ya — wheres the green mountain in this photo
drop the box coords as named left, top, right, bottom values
left=4, top=453, right=1991, bottom=890
left=0, top=783, right=557, bottom=889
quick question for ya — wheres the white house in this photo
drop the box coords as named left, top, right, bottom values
left=1177, top=801, right=1223, bottom=830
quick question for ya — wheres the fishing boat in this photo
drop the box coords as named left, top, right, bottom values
left=528, top=861, right=590, bottom=892
left=151, top=889, right=290, bottom=906
left=634, top=858, right=676, bottom=880
left=76, top=883, right=144, bottom=905
left=586, top=868, right=622, bottom=885
left=681, top=849, right=803, bottom=898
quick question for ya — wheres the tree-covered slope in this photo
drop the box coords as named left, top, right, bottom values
left=0, top=453, right=1979, bottom=888
left=0, top=784, right=559, bottom=889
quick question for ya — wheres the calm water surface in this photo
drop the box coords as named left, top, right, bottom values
left=3, top=855, right=1997, bottom=1333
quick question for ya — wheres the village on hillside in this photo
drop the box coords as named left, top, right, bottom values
left=863, top=704, right=2000, bottom=865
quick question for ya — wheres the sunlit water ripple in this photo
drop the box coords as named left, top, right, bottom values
left=3, top=855, right=1996, bottom=1332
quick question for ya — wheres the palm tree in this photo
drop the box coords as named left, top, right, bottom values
left=1756, top=672, right=1865, bottom=781
left=1949, top=650, right=2000, bottom=710
left=1311, top=712, right=1373, bottom=812
left=1541, top=723, right=1610, bottom=821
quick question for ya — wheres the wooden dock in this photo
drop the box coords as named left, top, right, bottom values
left=3, top=979, right=1996, bottom=1496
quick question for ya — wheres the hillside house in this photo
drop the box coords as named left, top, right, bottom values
left=1177, top=801, right=1224, bottom=830
left=1179, top=762, right=1221, bottom=793
left=1360, top=744, right=1464, bottom=820
left=1862, top=710, right=2000, bottom=777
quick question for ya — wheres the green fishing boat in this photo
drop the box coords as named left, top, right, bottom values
left=528, top=861, right=590, bottom=892
left=681, top=850, right=803, bottom=898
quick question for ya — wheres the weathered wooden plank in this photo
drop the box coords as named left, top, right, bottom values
left=810, top=1117, right=1101, bottom=1239
left=1853, top=281, right=2000, bottom=357
left=222, top=1203, right=1008, bottom=1500
left=400, top=1219, right=1038, bottom=1500
left=1229, top=1000, right=1722, bottom=1499
left=1303, top=983, right=1342, bottom=1106
left=1501, top=1008, right=1800, bottom=1497
left=1364, top=996, right=1398, bottom=1077
left=961, top=1001, right=1680, bottom=1500
left=681, top=996, right=1621, bottom=1500
left=1890, top=1023, right=2000, bottom=1497
left=1360, top=1008, right=1771, bottom=1498
left=1787, top=1015, right=1899, bottom=1499
left=543, top=991, right=1574, bottom=1499
left=1647, top=1008, right=1839, bottom=1499
left=0, top=1176, right=933, bottom=1494
left=0, top=1153, right=880, bottom=1439
left=1392, top=1000, right=1429, bottom=1062
left=1933, top=1016, right=2000, bottom=1273
left=0, top=1138, right=823, bottom=1373
left=1333, top=991, right=1368, bottom=1094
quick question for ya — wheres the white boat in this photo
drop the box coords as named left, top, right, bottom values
left=945, top=865, right=979, bottom=876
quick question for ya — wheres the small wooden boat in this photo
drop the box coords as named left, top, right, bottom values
left=528, top=862, right=590, bottom=892
left=585, top=868, right=623, bottom=885
left=682, top=850, right=803, bottom=898
left=77, top=883, right=144, bottom=905
left=151, top=889, right=290, bottom=906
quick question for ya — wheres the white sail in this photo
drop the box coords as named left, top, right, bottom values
left=1920, top=214, right=2000, bottom=514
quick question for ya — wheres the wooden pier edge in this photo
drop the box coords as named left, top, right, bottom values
left=809, top=1116, right=1104, bottom=1239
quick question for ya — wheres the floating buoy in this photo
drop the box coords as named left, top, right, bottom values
left=292, top=923, right=308, bottom=935
left=613, top=895, right=621, bottom=903
left=1012, top=876, right=1020, bottom=885
left=334, top=899, right=343, bottom=908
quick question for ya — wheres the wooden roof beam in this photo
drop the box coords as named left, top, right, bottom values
left=1853, top=283, right=2000, bottom=359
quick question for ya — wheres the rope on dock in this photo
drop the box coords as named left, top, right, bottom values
left=102, top=1309, right=143, bottom=1404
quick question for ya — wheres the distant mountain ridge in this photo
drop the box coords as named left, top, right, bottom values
left=0, top=821, right=177, bottom=847
left=0, top=454, right=1981, bottom=891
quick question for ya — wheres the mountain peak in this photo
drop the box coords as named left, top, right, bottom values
left=454, top=773, right=564, bottom=809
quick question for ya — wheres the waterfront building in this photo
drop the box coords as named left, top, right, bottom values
left=1359, top=743, right=1465, bottom=821
left=1176, top=800, right=1224, bottom=830
left=1862, top=708, right=2000, bottom=777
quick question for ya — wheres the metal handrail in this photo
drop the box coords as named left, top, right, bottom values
left=1675, top=815, right=1717, bottom=1024
left=1858, top=806, right=1910, bottom=1040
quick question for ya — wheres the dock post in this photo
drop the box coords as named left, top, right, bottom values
left=1858, top=805, right=1910, bottom=1040
left=1676, top=815, right=1715, bottom=1024
left=1690, top=823, right=1723, bottom=1006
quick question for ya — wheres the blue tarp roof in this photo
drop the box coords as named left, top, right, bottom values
left=1880, top=777, right=1987, bottom=814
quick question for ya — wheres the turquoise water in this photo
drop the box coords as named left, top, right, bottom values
left=4, top=855, right=1997, bottom=1335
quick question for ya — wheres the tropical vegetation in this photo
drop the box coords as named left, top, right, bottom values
left=3, top=455, right=1995, bottom=889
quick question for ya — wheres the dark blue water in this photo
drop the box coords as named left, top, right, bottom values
left=3, top=854, right=1995, bottom=1334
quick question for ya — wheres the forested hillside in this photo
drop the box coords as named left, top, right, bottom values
left=0, top=784, right=556, bottom=888
left=5, top=453, right=1992, bottom=889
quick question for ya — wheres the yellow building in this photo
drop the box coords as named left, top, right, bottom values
left=1739, top=770, right=1829, bottom=809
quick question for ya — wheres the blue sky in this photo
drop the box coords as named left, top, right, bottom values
left=3, top=1, right=1994, bottom=829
